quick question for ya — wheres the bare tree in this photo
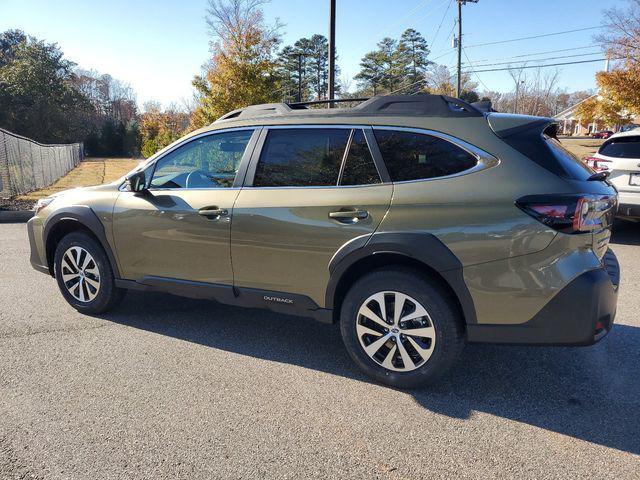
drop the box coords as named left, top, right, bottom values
left=596, top=0, right=640, bottom=66
left=206, top=0, right=281, bottom=61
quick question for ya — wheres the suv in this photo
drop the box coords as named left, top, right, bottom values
left=27, top=95, right=620, bottom=388
left=585, top=129, right=640, bottom=220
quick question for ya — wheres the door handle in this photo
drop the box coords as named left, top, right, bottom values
left=329, top=209, right=369, bottom=221
left=198, top=207, right=228, bottom=218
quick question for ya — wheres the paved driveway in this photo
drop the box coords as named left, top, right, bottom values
left=1, top=222, right=638, bottom=479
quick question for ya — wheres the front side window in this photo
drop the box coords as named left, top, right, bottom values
left=151, top=129, right=253, bottom=189
left=253, top=128, right=350, bottom=187
left=374, top=129, right=478, bottom=182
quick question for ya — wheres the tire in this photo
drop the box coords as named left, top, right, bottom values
left=54, top=231, right=126, bottom=314
left=340, top=267, right=465, bottom=388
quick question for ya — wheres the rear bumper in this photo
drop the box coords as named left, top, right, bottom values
left=467, top=249, right=619, bottom=345
left=616, top=192, right=640, bottom=218
left=617, top=203, right=640, bottom=219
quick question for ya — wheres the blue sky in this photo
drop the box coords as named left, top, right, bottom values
left=1, top=0, right=621, bottom=107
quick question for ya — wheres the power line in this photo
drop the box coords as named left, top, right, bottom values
left=465, top=51, right=606, bottom=69
left=466, top=57, right=617, bottom=74
left=465, top=25, right=607, bottom=48
left=462, top=44, right=604, bottom=64
left=430, top=20, right=460, bottom=61
left=462, top=47, right=490, bottom=92
left=377, top=0, right=436, bottom=39
left=430, top=0, right=454, bottom=47
left=412, top=0, right=453, bottom=27
left=387, top=77, right=428, bottom=95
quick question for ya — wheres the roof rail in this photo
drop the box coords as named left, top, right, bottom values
left=288, top=98, right=370, bottom=108
left=352, top=95, right=483, bottom=116
left=214, top=94, right=483, bottom=123
left=215, top=103, right=294, bottom=122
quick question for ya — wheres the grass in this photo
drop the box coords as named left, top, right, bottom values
left=558, top=137, right=604, bottom=159
left=16, top=157, right=140, bottom=201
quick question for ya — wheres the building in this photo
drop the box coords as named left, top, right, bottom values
left=554, top=94, right=638, bottom=136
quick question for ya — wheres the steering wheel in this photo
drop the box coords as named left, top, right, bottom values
left=185, top=170, right=218, bottom=188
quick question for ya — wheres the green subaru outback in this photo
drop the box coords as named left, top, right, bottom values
left=27, top=95, right=620, bottom=387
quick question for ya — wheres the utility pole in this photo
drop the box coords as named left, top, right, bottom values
left=297, top=53, right=303, bottom=103
left=328, top=0, right=336, bottom=105
left=456, top=0, right=478, bottom=98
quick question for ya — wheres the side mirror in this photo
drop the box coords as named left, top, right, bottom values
left=126, top=170, right=149, bottom=193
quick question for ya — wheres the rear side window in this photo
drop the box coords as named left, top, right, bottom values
left=253, top=128, right=350, bottom=187
left=599, top=137, right=640, bottom=158
left=374, top=129, right=477, bottom=182
left=543, top=136, right=593, bottom=181
left=340, top=130, right=381, bottom=186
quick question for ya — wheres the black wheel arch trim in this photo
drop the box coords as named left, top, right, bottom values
left=43, top=206, right=120, bottom=277
left=326, top=232, right=477, bottom=324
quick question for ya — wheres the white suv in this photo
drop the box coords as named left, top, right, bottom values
left=586, top=129, right=640, bottom=220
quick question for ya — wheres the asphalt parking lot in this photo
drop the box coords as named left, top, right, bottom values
left=1, top=222, right=639, bottom=479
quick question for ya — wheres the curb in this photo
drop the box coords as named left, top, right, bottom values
left=0, top=210, right=34, bottom=223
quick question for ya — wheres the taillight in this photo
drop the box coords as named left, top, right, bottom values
left=584, top=156, right=612, bottom=172
left=516, top=194, right=617, bottom=234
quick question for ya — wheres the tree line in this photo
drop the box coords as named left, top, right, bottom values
left=1, top=0, right=638, bottom=159
left=0, top=30, right=139, bottom=155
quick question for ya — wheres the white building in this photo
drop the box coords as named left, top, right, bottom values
left=553, top=94, right=638, bottom=136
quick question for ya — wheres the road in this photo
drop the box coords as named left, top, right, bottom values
left=1, top=222, right=639, bottom=479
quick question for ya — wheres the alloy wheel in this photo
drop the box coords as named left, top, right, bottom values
left=60, top=246, right=100, bottom=303
left=356, top=291, right=436, bottom=372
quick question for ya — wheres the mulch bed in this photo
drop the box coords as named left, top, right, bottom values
left=0, top=198, right=35, bottom=211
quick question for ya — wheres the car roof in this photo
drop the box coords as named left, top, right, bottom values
left=214, top=95, right=484, bottom=123
left=607, top=128, right=640, bottom=140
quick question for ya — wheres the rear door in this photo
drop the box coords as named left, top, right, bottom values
left=230, top=126, right=392, bottom=308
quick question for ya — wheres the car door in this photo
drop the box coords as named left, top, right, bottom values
left=230, top=125, right=393, bottom=308
left=113, top=128, right=258, bottom=285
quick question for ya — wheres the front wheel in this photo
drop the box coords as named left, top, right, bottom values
left=54, top=231, right=126, bottom=314
left=340, top=268, right=465, bottom=388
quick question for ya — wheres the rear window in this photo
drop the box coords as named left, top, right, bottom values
left=599, top=136, right=640, bottom=158
left=374, top=129, right=478, bottom=182
left=546, top=136, right=594, bottom=180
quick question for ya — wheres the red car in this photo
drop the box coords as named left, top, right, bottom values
left=592, top=130, right=614, bottom=139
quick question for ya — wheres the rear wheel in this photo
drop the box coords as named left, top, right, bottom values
left=340, top=268, right=464, bottom=388
left=54, top=231, right=126, bottom=314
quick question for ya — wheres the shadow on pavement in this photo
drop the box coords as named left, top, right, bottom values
left=102, top=290, right=640, bottom=456
left=611, top=220, right=640, bottom=246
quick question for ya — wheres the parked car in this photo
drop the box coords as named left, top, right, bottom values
left=28, top=95, right=619, bottom=388
left=585, top=129, right=640, bottom=220
left=591, top=130, right=614, bottom=139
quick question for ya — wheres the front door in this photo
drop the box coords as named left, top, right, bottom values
left=231, top=126, right=393, bottom=307
left=113, top=128, right=257, bottom=285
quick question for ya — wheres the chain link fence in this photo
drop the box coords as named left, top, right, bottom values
left=0, top=127, right=84, bottom=197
